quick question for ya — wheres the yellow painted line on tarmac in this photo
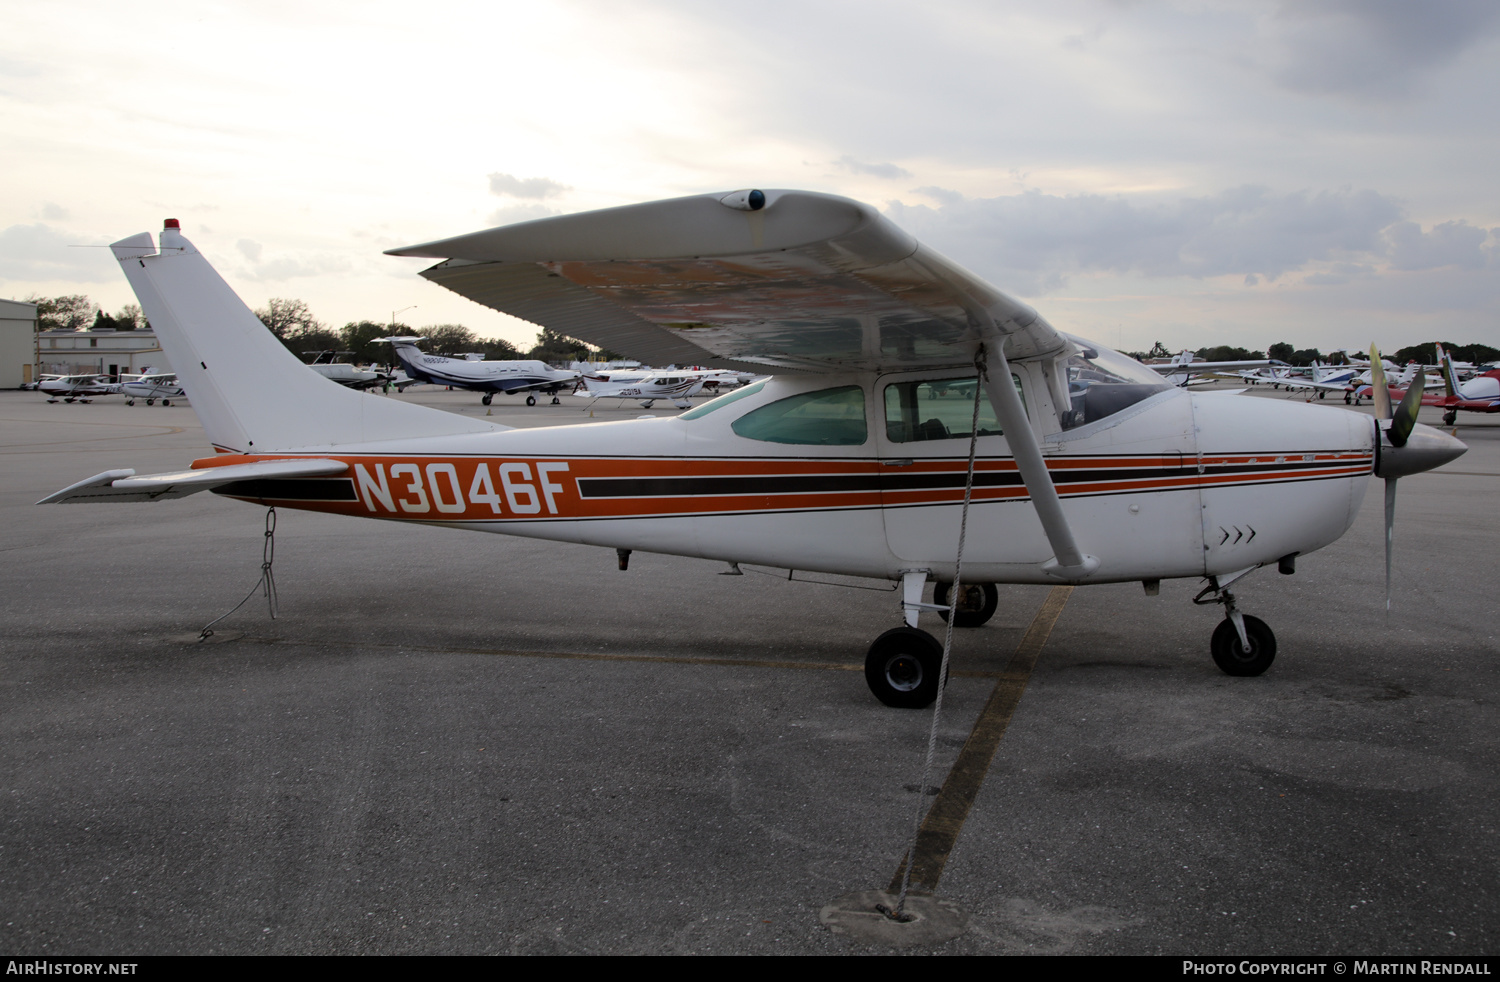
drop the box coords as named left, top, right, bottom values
left=239, top=634, right=1016, bottom=678
left=889, top=584, right=1073, bottom=894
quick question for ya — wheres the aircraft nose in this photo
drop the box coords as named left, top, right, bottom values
left=1374, top=422, right=1467, bottom=479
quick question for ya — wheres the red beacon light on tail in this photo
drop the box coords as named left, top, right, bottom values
left=163, top=219, right=180, bottom=230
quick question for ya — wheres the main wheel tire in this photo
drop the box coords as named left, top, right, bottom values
left=126, top=399, right=135, bottom=406
left=482, top=393, right=493, bottom=405
left=146, top=399, right=154, bottom=406
left=1443, top=411, right=1457, bottom=425
left=525, top=394, right=537, bottom=406
left=1211, top=615, right=1276, bottom=677
left=865, top=627, right=945, bottom=708
left=161, top=399, right=170, bottom=406
left=934, top=581, right=999, bottom=628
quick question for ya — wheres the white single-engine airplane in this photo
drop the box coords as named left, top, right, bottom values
left=121, top=371, right=188, bottom=406
left=41, top=199, right=1465, bottom=708
left=380, top=335, right=580, bottom=405
left=576, top=369, right=709, bottom=409
left=40, top=374, right=120, bottom=403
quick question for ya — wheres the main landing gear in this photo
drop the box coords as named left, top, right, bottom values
left=482, top=393, right=493, bottom=406
left=1443, top=410, right=1458, bottom=426
left=863, top=571, right=998, bottom=708
left=1194, top=575, right=1277, bottom=676
left=525, top=394, right=537, bottom=406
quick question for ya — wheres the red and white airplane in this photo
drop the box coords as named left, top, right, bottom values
left=40, top=197, right=1465, bottom=707
left=1375, top=343, right=1500, bottom=426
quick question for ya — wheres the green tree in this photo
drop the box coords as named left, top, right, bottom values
left=339, top=321, right=397, bottom=365
left=91, top=310, right=120, bottom=331
left=420, top=324, right=479, bottom=357
left=528, top=328, right=589, bottom=364
left=255, top=298, right=322, bottom=340
left=114, top=303, right=144, bottom=331
left=481, top=337, right=522, bottom=360
left=1267, top=342, right=1295, bottom=363
left=25, top=294, right=97, bottom=331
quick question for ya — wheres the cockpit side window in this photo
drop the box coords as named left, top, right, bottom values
left=882, top=375, right=1022, bottom=443
left=1059, top=339, right=1171, bottom=430
left=731, top=385, right=867, bottom=445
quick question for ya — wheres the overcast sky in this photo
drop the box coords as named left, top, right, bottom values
left=3, top=0, right=1497, bottom=354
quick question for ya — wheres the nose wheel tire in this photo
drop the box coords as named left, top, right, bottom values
left=482, top=393, right=493, bottom=406
left=1210, top=615, right=1276, bottom=677
left=933, top=581, right=999, bottom=627
left=865, top=627, right=945, bottom=708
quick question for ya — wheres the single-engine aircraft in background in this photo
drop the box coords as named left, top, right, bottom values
left=39, top=374, right=120, bottom=403
left=1370, top=343, right=1500, bottom=426
left=379, top=335, right=580, bottom=405
left=1148, top=351, right=1280, bottom=388
left=121, top=371, right=188, bottom=406
left=41, top=198, right=1466, bottom=708
left=576, top=369, right=709, bottom=409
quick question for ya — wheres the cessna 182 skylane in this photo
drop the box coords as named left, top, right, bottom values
left=40, top=198, right=1466, bottom=708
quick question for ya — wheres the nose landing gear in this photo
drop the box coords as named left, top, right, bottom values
left=1195, top=575, right=1277, bottom=676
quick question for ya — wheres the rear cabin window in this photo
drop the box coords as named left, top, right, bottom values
left=731, top=385, right=868, bottom=445
left=882, top=376, right=1022, bottom=443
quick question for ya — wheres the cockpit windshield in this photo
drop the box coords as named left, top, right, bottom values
left=1059, top=335, right=1172, bottom=430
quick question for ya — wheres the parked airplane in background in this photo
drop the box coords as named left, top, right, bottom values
left=1149, top=351, right=1280, bottom=387
left=40, top=374, right=119, bottom=403
left=380, top=336, right=580, bottom=405
left=1383, top=343, right=1500, bottom=425
left=122, top=372, right=188, bottom=406
left=42, top=198, right=1465, bottom=709
left=576, top=369, right=708, bottom=409
left=303, top=351, right=387, bottom=390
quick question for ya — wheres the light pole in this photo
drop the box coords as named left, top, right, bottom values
left=388, top=306, right=417, bottom=374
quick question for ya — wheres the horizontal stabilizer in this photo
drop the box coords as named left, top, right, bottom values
left=39, top=459, right=348, bottom=504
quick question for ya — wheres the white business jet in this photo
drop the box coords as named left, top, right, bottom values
left=379, top=336, right=579, bottom=406
left=41, top=200, right=1464, bottom=708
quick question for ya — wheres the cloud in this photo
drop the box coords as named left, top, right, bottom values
left=884, top=185, right=1413, bottom=293
left=1265, top=0, right=1500, bottom=99
left=0, top=223, right=116, bottom=283
left=1385, top=220, right=1490, bottom=270
left=41, top=202, right=69, bottom=221
left=487, top=172, right=571, bottom=199
left=241, top=253, right=352, bottom=282
left=835, top=155, right=912, bottom=180
left=237, top=239, right=263, bottom=262
left=487, top=204, right=561, bottom=226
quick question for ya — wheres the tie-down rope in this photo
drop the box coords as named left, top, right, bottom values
left=199, top=506, right=278, bottom=641
left=887, top=344, right=990, bottom=919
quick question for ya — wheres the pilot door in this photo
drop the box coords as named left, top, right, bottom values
left=874, top=371, right=1052, bottom=567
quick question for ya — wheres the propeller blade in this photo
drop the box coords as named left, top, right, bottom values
left=1384, top=476, right=1397, bottom=618
left=1387, top=369, right=1426, bottom=448
left=1370, top=343, right=1392, bottom=421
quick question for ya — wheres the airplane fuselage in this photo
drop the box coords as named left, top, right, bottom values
left=203, top=373, right=1374, bottom=586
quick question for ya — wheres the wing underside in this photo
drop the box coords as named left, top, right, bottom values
left=389, top=190, right=1066, bottom=373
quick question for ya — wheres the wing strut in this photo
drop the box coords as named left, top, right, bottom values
left=977, top=336, right=1099, bottom=580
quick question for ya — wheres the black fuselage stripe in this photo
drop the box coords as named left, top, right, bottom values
left=576, top=460, right=1366, bottom=498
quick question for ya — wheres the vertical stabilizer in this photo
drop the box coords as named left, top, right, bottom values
left=111, top=223, right=500, bottom=452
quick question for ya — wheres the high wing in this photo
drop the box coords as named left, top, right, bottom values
left=387, top=189, right=1065, bottom=373
left=38, top=458, right=349, bottom=504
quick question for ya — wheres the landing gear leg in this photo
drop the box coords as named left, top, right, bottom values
left=1195, top=578, right=1276, bottom=676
